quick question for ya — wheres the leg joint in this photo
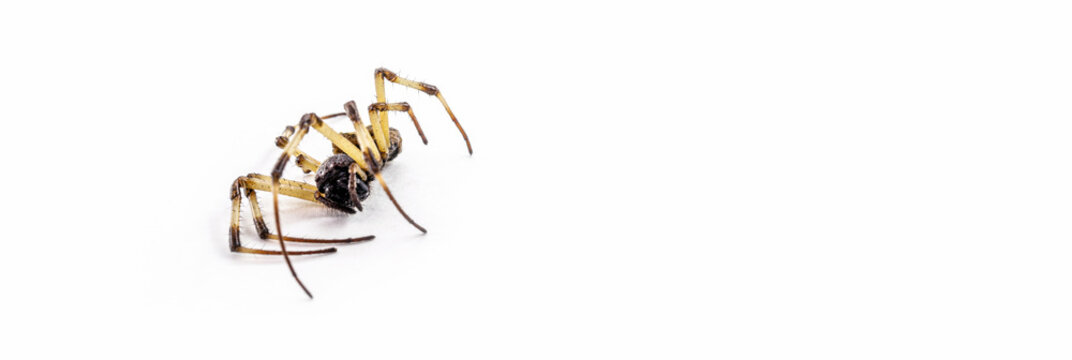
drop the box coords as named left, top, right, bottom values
left=376, top=67, right=398, bottom=81
left=418, top=82, right=438, bottom=95
left=271, top=155, right=289, bottom=179
left=229, top=226, right=241, bottom=252
left=368, top=102, right=411, bottom=112
left=230, top=177, right=244, bottom=200
left=253, top=220, right=270, bottom=239
left=344, top=101, right=361, bottom=121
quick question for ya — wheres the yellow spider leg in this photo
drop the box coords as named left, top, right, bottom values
left=275, top=126, right=323, bottom=173
left=375, top=68, right=471, bottom=154
left=293, top=154, right=320, bottom=174
left=373, top=71, right=390, bottom=155
left=342, top=101, right=382, bottom=167
left=230, top=181, right=242, bottom=249
left=244, top=185, right=374, bottom=244
left=269, top=115, right=316, bottom=298
left=229, top=176, right=337, bottom=257
left=241, top=174, right=316, bottom=202
left=367, top=109, right=391, bottom=158
left=369, top=102, right=427, bottom=145
left=309, top=114, right=371, bottom=171
left=245, top=173, right=317, bottom=191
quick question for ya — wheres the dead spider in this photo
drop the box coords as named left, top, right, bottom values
left=229, top=68, right=471, bottom=298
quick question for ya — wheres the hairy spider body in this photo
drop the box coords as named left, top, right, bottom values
left=227, top=68, right=471, bottom=298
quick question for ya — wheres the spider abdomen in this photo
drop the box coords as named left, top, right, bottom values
left=315, top=154, right=371, bottom=208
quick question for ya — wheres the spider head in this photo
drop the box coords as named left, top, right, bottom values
left=315, top=154, right=371, bottom=210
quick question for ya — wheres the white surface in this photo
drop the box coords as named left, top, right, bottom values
left=3, top=1, right=1071, bottom=358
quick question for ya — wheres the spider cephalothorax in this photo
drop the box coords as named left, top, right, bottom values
left=314, top=154, right=369, bottom=210
left=228, top=68, right=472, bottom=298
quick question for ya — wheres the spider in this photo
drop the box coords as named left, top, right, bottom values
left=228, top=68, right=471, bottom=298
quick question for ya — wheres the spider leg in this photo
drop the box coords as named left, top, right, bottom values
left=229, top=177, right=337, bottom=256
left=241, top=176, right=374, bottom=243
left=360, top=102, right=426, bottom=158
left=367, top=102, right=426, bottom=144
left=274, top=112, right=354, bottom=173
left=364, top=101, right=422, bottom=143
left=241, top=173, right=317, bottom=201
left=244, top=172, right=353, bottom=213
left=343, top=101, right=382, bottom=167
left=369, top=159, right=427, bottom=233
left=269, top=115, right=318, bottom=298
left=275, top=126, right=322, bottom=174
left=374, top=68, right=471, bottom=154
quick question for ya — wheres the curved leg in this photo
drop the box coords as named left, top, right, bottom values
left=230, top=172, right=377, bottom=299
left=374, top=68, right=471, bottom=154
left=229, top=176, right=339, bottom=256
left=231, top=174, right=373, bottom=249
left=244, top=184, right=373, bottom=243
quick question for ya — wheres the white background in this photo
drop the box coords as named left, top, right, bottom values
left=2, top=0, right=1071, bottom=358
